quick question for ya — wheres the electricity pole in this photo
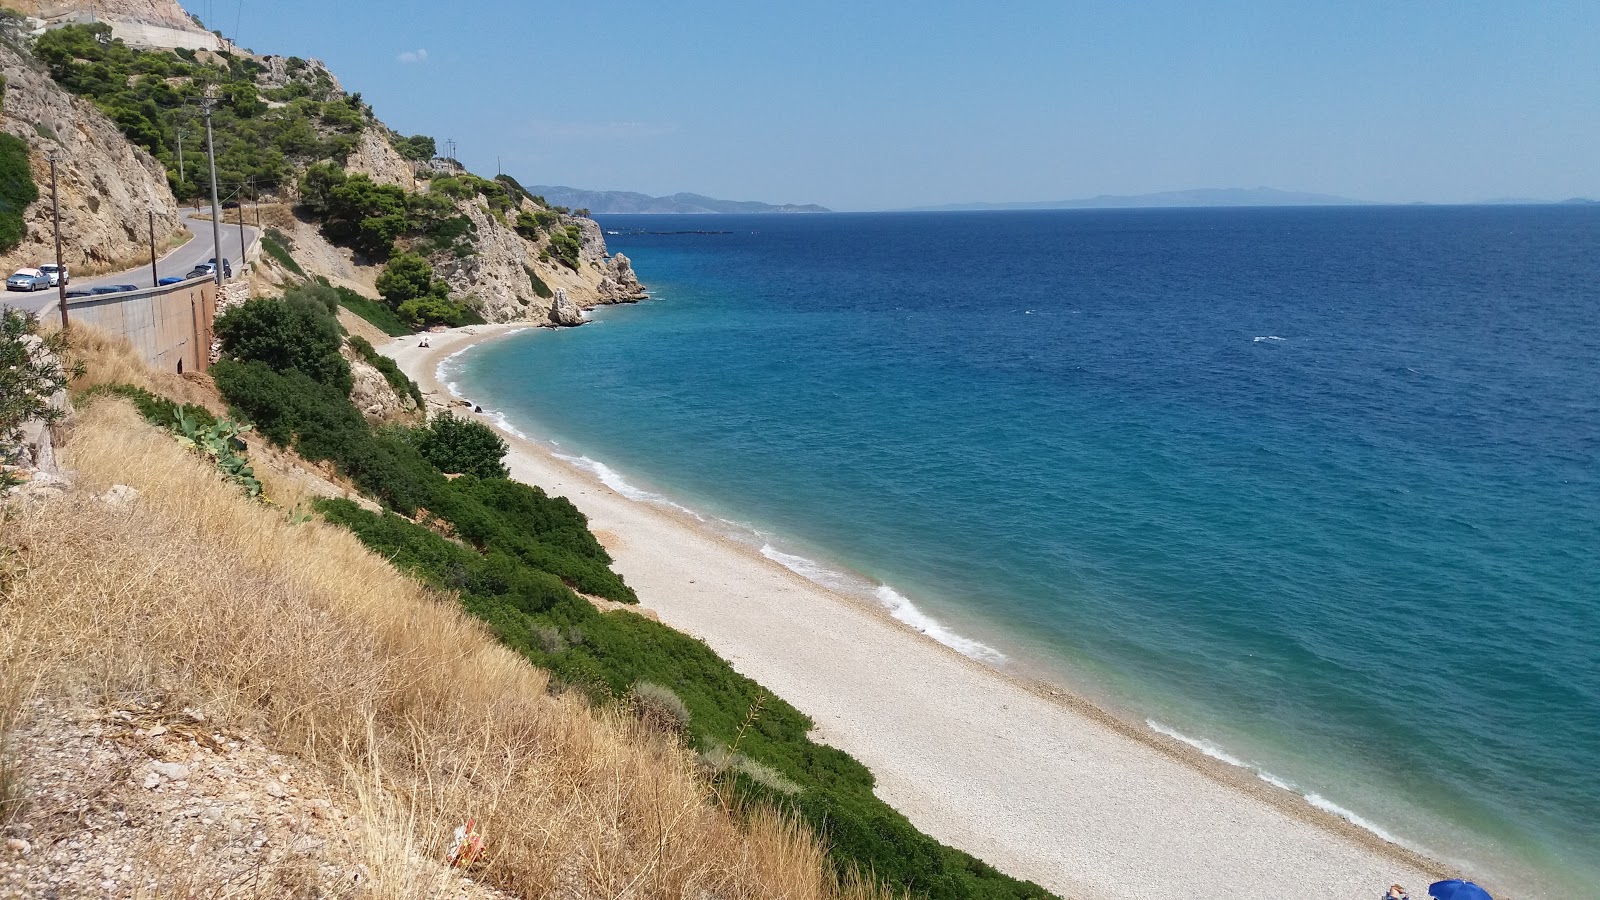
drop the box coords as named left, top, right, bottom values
left=236, top=184, right=246, bottom=271
left=202, top=97, right=224, bottom=286
left=148, top=210, right=159, bottom=287
left=47, top=153, right=67, bottom=330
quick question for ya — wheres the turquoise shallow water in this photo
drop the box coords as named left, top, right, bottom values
left=450, top=208, right=1600, bottom=896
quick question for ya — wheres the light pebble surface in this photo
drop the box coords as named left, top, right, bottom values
left=389, top=325, right=1447, bottom=900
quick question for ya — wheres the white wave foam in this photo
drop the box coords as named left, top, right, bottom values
left=758, top=547, right=1006, bottom=662
left=1253, top=335, right=1287, bottom=343
left=1146, top=719, right=1411, bottom=846
left=1305, top=793, right=1405, bottom=845
left=486, top=410, right=528, bottom=440
left=553, top=453, right=705, bottom=520
left=1146, top=719, right=1251, bottom=769
left=874, top=585, right=1007, bottom=662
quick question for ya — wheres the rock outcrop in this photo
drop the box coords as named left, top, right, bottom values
left=424, top=194, right=646, bottom=325
left=0, top=41, right=182, bottom=274
left=549, top=288, right=584, bottom=326
left=344, top=127, right=417, bottom=191
left=343, top=344, right=420, bottom=424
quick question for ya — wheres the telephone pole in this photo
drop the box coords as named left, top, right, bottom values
left=236, top=184, right=247, bottom=270
left=202, top=97, right=224, bottom=285
left=148, top=210, right=159, bottom=287
left=47, top=153, right=67, bottom=329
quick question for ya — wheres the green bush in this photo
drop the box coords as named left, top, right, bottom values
left=214, top=291, right=352, bottom=394
left=411, top=412, right=507, bottom=479
left=392, top=133, right=436, bottom=161
left=0, top=132, right=38, bottom=254
left=1, top=310, right=71, bottom=471
left=261, top=228, right=305, bottom=277
left=549, top=224, right=582, bottom=270
left=347, top=334, right=424, bottom=410
left=526, top=266, right=553, bottom=299
left=332, top=285, right=411, bottom=337
left=377, top=253, right=478, bottom=327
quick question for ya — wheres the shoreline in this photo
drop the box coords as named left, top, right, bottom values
left=388, top=322, right=1460, bottom=900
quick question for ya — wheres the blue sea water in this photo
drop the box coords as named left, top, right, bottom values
left=450, top=207, right=1600, bottom=896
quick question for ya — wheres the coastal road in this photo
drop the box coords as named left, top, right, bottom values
left=1, top=207, right=258, bottom=317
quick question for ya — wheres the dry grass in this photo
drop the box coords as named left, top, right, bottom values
left=64, top=324, right=224, bottom=414
left=0, top=397, right=895, bottom=900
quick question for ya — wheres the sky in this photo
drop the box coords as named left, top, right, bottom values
left=178, top=0, right=1600, bottom=210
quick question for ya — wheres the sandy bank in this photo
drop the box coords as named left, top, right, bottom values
left=386, top=324, right=1449, bottom=900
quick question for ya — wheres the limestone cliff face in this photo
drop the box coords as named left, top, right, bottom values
left=344, top=127, right=417, bottom=192
left=13, top=0, right=220, bottom=50
left=426, top=196, right=645, bottom=326
left=0, top=41, right=181, bottom=274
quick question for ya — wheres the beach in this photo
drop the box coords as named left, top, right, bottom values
left=388, top=323, right=1449, bottom=900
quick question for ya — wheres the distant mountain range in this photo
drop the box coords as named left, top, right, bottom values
left=529, top=186, right=830, bottom=214
left=910, top=187, right=1374, bottom=211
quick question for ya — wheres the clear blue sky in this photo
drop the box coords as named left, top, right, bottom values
left=180, top=0, right=1600, bottom=210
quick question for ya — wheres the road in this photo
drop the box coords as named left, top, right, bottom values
left=1, top=208, right=259, bottom=317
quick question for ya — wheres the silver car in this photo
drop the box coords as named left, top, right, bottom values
left=6, top=268, right=49, bottom=292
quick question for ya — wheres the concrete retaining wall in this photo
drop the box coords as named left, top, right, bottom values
left=64, top=278, right=216, bottom=375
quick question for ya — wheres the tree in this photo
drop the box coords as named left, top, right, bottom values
left=0, top=133, right=38, bottom=253
left=376, top=252, right=435, bottom=307
left=1, top=310, right=74, bottom=474
left=393, top=133, right=436, bottom=161
left=413, top=412, right=508, bottom=479
left=215, top=291, right=352, bottom=394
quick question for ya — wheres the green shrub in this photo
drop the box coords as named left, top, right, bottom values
left=377, top=253, right=478, bottom=327
left=631, top=681, right=690, bottom=734
left=333, top=285, right=411, bottom=337
left=391, top=133, right=435, bottom=161
left=215, top=292, right=352, bottom=394
left=347, top=335, right=425, bottom=410
left=411, top=411, right=507, bottom=479
left=526, top=266, right=553, bottom=299
left=1, top=310, right=72, bottom=471
left=549, top=224, right=582, bottom=270
left=261, top=228, right=305, bottom=277
left=0, top=133, right=37, bottom=254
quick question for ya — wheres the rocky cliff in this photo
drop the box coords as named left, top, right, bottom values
left=11, top=0, right=220, bottom=50
left=0, top=40, right=181, bottom=274
left=426, top=194, right=645, bottom=326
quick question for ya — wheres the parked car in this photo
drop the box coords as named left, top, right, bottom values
left=112, top=284, right=138, bottom=292
left=89, top=286, right=124, bottom=295
left=38, top=263, right=68, bottom=287
left=64, top=289, right=92, bottom=299
left=208, top=257, right=233, bottom=278
left=6, top=268, right=49, bottom=292
left=157, top=276, right=186, bottom=286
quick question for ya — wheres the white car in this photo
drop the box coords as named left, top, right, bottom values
left=38, top=263, right=68, bottom=287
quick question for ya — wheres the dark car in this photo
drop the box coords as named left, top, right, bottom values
left=64, top=289, right=93, bottom=298
left=89, top=286, right=124, bottom=295
left=112, top=284, right=138, bottom=292
left=208, top=257, right=233, bottom=278
left=157, top=276, right=186, bottom=286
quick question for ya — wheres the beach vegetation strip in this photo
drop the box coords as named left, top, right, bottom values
left=193, top=291, right=1056, bottom=897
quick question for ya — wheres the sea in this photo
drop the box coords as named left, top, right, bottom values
left=446, top=206, right=1600, bottom=897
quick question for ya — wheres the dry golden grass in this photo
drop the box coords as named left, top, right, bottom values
left=0, top=397, right=895, bottom=900
left=64, top=324, right=224, bottom=413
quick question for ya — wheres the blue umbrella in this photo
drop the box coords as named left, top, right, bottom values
left=1429, top=880, right=1493, bottom=900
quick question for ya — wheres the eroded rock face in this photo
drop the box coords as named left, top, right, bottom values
left=424, top=195, right=647, bottom=325
left=344, top=347, right=419, bottom=424
left=345, top=127, right=417, bottom=191
left=0, top=42, right=181, bottom=273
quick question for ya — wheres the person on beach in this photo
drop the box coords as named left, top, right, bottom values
left=1385, top=884, right=1410, bottom=900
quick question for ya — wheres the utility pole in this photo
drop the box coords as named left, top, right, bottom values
left=148, top=210, right=159, bottom=287
left=236, top=185, right=246, bottom=272
left=175, top=116, right=184, bottom=188
left=47, top=153, right=67, bottom=330
left=202, top=97, right=224, bottom=286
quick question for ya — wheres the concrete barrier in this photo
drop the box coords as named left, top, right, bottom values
left=63, top=278, right=217, bottom=375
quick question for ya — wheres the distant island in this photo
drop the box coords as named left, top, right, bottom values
left=530, top=186, right=831, bottom=214
left=910, top=187, right=1375, bottom=211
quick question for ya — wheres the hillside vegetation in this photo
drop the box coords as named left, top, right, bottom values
left=0, top=347, right=894, bottom=898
